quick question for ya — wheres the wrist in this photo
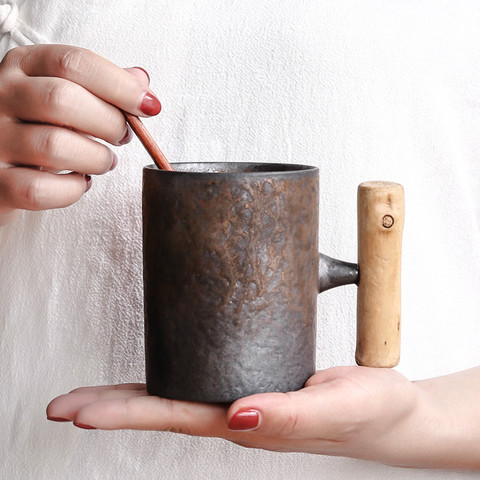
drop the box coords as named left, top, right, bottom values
left=378, top=380, right=448, bottom=469
left=356, top=373, right=478, bottom=470
left=410, top=370, right=480, bottom=470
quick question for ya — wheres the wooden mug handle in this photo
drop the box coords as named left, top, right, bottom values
left=356, top=181, right=405, bottom=367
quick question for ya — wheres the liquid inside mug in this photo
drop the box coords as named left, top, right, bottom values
left=143, top=162, right=404, bottom=403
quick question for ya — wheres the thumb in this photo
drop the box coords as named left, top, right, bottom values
left=227, top=387, right=339, bottom=440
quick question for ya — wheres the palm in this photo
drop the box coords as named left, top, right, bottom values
left=47, top=367, right=417, bottom=459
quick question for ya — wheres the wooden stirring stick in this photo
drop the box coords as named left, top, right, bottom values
left=123, top=112, right=174, bottom=171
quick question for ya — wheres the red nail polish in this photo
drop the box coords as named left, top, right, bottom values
left=134, top=66, right=150, bottom=84
left=47, top=416, right=70, bottom=422
left=74, top=422, right=97, bottom=430
left=140, top=93, right=161, bottom=116
left=228, top=409, right=260, bottom=431
left=85, top=175, right=92, bottom=192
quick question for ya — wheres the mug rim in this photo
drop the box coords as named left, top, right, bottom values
left=143, top=162, right=318, bottom=177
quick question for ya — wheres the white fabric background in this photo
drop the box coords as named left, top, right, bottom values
left=0, top=0, right=479, bottom=478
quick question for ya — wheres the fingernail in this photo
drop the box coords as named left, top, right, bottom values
left=109, top=153, right=118, bottom=171
left=228, top=409, right=260, bottom=431
left=119, top=126, right=133, bottom=145
left=140, top=92, right=161, bottom=116
left=74, top=422, right=97, bottom=430
left=47, top=416, right=70, bottom=422
left=133, top=66, right=150, bottom=84
left=85, top=175, right=92, bottom=192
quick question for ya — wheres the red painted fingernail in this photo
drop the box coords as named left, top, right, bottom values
left=74, top=422, right=96, bottom=430
left=140, top=92, right=161, bottom=116
left=47, top=416, right=70, bottom=422
left=85, top=175, right=92, bottom=192
left=228, top=409, right=260, bottom=431
left=134, top=66, right=150, bottom=84
left=109, top=153, right=118, bottom=171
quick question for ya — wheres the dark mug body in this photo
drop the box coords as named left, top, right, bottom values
left=143, top=162, right=319, bottom=402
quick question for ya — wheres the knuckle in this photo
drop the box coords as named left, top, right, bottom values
left=54, top=47, right=88, bottom=79
left=275, top=405, right=300, bottom=438
left=44, top=81, right=73, bottom=115
left=0, top=57, right=22, bottom=104
left=22, top=175, right=46, bottom=210
left=40, top=128, right=65, bottom=161
left=277, top=412, right=299, bottom=438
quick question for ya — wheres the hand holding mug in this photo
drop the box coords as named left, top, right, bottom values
left=47, top=365, right=480, bottom=470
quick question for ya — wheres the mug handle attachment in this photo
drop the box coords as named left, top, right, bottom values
left=318, top=181, right=405, bottom=368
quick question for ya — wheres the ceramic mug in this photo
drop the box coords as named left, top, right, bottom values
left=142, top=162, right=404, bottom=402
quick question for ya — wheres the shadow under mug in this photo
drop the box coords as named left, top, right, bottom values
left=142, top=162, right=404, bottom=403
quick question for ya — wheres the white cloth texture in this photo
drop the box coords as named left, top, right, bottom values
left=0, top=0, right=47, bottom=45
left=1, top=0, right=480, bottom=479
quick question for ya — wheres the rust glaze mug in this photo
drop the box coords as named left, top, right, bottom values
left=142, top=163, right=404, bottom=403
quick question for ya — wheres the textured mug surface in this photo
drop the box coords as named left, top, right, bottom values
left=143, top=162, right=319, bottom=402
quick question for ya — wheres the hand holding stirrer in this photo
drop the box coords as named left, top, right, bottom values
left=123, top=112, right=174, bottom=171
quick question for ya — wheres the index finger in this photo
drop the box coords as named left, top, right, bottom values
left=4, top=44, right=160, bottom=117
